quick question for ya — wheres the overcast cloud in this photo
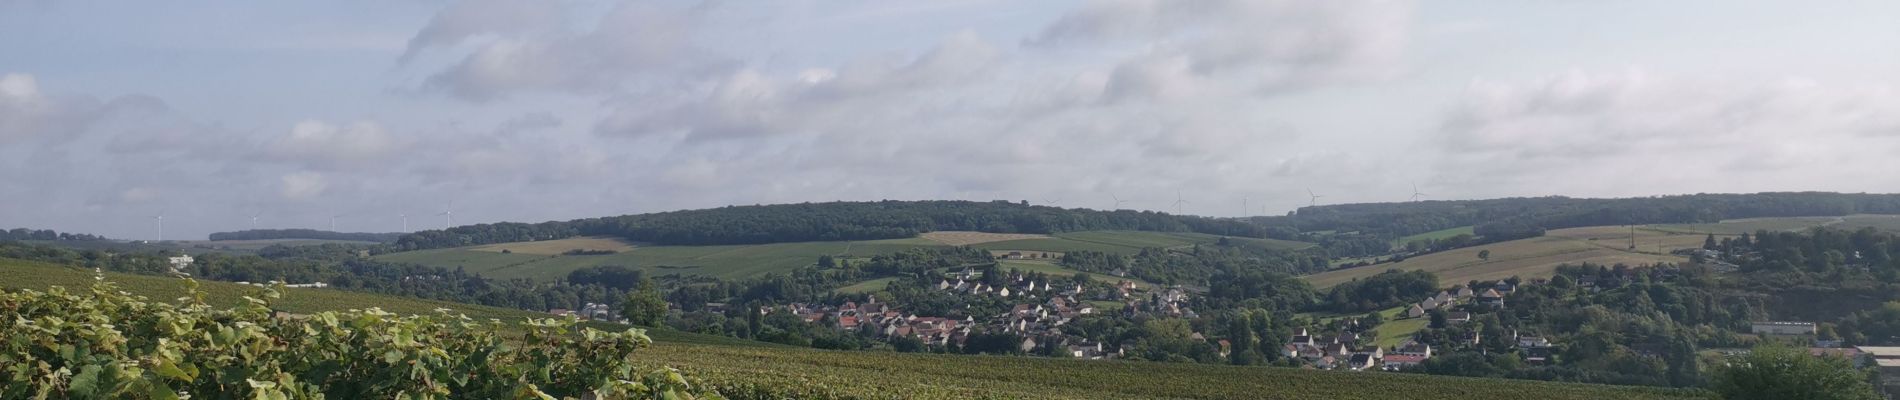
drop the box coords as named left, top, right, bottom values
left=3, top=0, right=1900, bottom=240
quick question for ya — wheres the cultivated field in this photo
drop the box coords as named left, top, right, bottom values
left=921, top=231, right=1049, bottom=246
left=471, top=236, right=638, bottom=255
left=1397, top=226, right=1475, bottom=244
left=1305, top=215, right=1900, bottom=289
left=636, top=342, right=1711, bottom=400
left=2, top=257, right=1710, bottom=400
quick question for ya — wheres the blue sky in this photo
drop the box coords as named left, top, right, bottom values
left=4, top=0, right=1900, bottom=240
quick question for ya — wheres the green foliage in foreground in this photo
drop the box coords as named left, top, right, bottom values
left=0, top=280, right=720, bottom=400
left=1711, top=346, right=1881, bottom=400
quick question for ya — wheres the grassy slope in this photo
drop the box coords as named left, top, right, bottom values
left=2, top=257, right=1704, bottom=400
left=1302, top=216, right=1900, bottom=289
left=1397, top=226, right=1475, bottom=244
left=997, top=260, right=1156, bottom=287
left=377, top=231, right=1316, bottom=282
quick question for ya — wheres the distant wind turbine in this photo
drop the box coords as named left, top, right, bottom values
left=1242, top=197, right=1249, bottom=217
left=1307, top=188, right=1324, bottom=207
left=248, top=212, right=261, bottom=230
left=400, top=213, right=410, bottom=232
left=1108, top=193, right=1129, bottom=210
left=151, top=213, right=165, bottom=241
left=1042, top=197, right=1062, bottom=206
left=1172, top=191, right=1189, bottom=215
left=437, top=203, right=456, bottom=229
left=329, top=214, right=343, bottom=232
left=1410, top=184, right=1428, bottom=202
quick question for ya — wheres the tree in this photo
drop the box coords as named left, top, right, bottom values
left=1712, top=345, right=1879, bottom=400
left=1704, top=233, right=1719, bottom=250
left=1477, top=250, right=1491, bottom=261
left=621, top=279, right=669, bottom=327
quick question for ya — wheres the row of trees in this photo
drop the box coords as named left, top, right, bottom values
left=0, top=227, right=105, bottom=241
left=1263, top=192, right=1900, bottom=244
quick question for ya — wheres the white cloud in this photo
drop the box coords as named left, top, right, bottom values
left=269, top=120, right=406, bottom=167
left=1433, top=70, right=1900, bottom=196
left=279, top=172, right=328, bottom=200
left=411, top=1, right=726, bottom=101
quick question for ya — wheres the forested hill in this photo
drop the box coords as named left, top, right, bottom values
left=208, top=229, right=403, bottom=243
left=393, top=200, right=1265, bottom=251
left=1260, top=192, right=1900, bottom=240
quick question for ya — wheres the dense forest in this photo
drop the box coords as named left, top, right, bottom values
left=208, top=228, right=404, bottom=243
left=392, top=200, right=1268, bottom=250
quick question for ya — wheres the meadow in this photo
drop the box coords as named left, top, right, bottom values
left=1396, top=226, right=1476, bottom=245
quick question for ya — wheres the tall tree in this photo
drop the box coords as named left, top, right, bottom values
left=621, top=279, right=669, bottom=327
left=1712, top=345, right=1879, bottom=400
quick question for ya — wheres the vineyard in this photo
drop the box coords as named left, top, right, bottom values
left=0, top=279, right=722, bottom=399
left=0, top=258, right=1717, bottom=399
left=636, top=343, right=1717, bottom=400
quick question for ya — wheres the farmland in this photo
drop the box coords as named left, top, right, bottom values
left=636, top=342, right=1711, bottom=400
left=1303, top=215, right=1900, bottom=289
left=375, top=230, right=1313, bottom=282
left=1397, top=226, right=1475, bottom=244
left=3, top=256, right=1709, bottom=400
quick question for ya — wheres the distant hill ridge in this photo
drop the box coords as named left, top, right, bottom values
left=1262, top=191, right=1900, bottom=241
left=209, top=229, right=404, bottom=243
left=394, top=200, right=1264, bottom=251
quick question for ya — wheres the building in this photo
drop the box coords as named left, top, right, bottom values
left=167, top=254, right=194, bottom=273
left=1858, top=347, right=1900, bottom=397
left=1751, top=321, right=1817, bottom=336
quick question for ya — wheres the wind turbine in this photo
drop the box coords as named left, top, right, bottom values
left=1307, top=188, right=1324, bottom=207
left=400, top=213, right=410, bottom=232
left=1172, top=191, right=1189, bottom=215
left=329, top=214, right=343, bottom=232
left=151, top=213, right=165, bottom=241
left=436, top=203, right=456, bottom=229
left=247, top=212, right=261, bottom=230
left=1409, top=184, right=1428, bottom=202
left=1108, top=193, right=1129, bottom=210
left=1042, top=197, right=1062, bottom=206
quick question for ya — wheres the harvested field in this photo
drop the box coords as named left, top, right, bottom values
left=921, top=231, right=1051, bottom=246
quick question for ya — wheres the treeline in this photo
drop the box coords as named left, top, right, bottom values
left=393, top=200, right=1269, bottom=251
left=1258, top=192, right=1900, bottom=242
left=208, top=228, right=404, bottom=243
left=0, top=227, right=106, bottom=241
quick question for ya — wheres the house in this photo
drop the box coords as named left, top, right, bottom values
left=1433, top=291, right=1454, bottom=304
left=1419, top=298, right=1441, bottom=310
left=1019, top=337, right=1040, bottom=353
left=1752, top=321, right=1817, bottom=336
left=1494, top=282, right=1516, bottom=294
left=1406, top=304, right=1426, bottom=318
left=1524, top=346, right=1556, bottom=365
left=1382, top=354, right=1427, bottom=370
left=1456, top=286, right=1476, bottom=298
left=1393, top=342, right=1432, bottom=358
left=167, top=254, right=194, bottom=273
left=548, top=308, right=573, bottom=317
left=1478, top=289, right=1504, bottom=306
left=1348, top=353, right=1378, bottom=371
left=1446, top=312, right=1472, bottom=324
left=1516, top=336, right=1551, bottom=349
left=1861, top=347, right=1900, bottom=396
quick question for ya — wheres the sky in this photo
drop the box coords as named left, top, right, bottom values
left=4, top=0, right=1900, bottom=240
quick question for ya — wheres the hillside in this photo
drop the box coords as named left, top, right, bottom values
left=1302, top=215, right=1900, bottom=288
left=375, top=230, right=1307, bottom=282
left=391, top=200, right=1271, bottom=251
left=0, top=257, right=1706, bottom=400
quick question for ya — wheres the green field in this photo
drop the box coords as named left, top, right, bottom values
left=376, top=231, right=1315, bottom=282
left=1303, top=216, right=1900, bottom=289
left=1398, top=226, right=1475, bottom=244
left=2, top=257, right=1706, bottom=399
left=1370, top=306, right=1429, bottom=348
left=834, top=277, right=899, bottom=294
left=997, top=260, right=1156, bottom=287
